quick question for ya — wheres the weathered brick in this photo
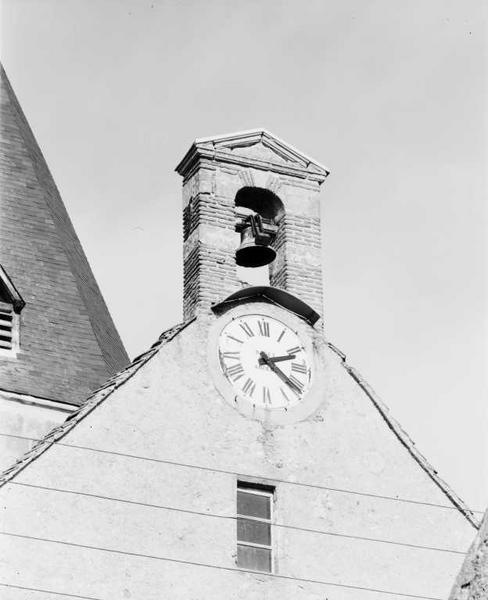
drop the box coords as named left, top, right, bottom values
left=176, top=132, right=328, bottom=323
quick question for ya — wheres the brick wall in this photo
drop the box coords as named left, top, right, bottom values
left=270, top=212, right=323, bottom=318
left=177, top=136, right=327, bottom=323
left=182, top=166, right=240, bottom=320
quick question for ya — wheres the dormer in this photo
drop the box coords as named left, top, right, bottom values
left=0, top=264, right=25, bottom=355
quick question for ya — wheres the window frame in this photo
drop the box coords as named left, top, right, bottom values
left=0, top=265, right=24, bottom=358
left=236, top=483, right=274, bottom=573
left=0, top=300, right=20, bottom=357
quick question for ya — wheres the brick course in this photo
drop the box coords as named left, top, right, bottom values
left=176, top=132, right=328, bottom=322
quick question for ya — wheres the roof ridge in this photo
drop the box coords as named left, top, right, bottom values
left=0, top=318, right=195, bottom=487
left=327, top=342, right=480, bottom=529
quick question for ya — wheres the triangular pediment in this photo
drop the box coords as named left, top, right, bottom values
left=224, top=140, right=296, bottom=167
left=176, top=129, right=329, bottom=179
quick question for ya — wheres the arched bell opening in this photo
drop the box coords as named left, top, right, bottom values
left=234, top=187, right=285, bottom=287
left=235, top=187, right=285, bottom=222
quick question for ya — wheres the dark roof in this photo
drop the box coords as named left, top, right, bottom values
left=0, top=64, right=129, bottom=405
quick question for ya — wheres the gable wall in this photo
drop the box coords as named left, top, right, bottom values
left=0, top=317, right=476, bottom=599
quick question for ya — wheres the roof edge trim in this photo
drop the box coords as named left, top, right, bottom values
left=328, top=342, right=481, bottom=529
left=0, top=264, right=25, bottom=313
left=0, top=318, right=196, bottom=488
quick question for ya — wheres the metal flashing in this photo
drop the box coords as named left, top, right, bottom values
left=212, top=286, right=321, bottom=326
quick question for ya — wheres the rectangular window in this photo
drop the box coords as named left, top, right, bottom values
left=236, top=482, right=274, bottom=572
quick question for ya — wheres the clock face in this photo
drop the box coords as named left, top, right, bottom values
left=218, top=314, right=312, bottom=409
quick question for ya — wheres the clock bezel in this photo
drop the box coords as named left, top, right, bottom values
left=207, top=301, right=326, bottom=425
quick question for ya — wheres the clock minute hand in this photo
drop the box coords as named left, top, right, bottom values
left=259, top=352, right=301, bottom=395
left=258, top=354, right=296, bottom=366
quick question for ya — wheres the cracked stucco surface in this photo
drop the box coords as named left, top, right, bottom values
left=450, top=508, right=488, bottom=599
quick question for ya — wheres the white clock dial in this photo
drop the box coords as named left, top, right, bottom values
left=218, top=314, right=312, bottom=409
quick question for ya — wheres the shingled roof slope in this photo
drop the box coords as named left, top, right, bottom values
left=0, top=64, right=129, bottom=404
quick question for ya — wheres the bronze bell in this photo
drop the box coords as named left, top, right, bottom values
left=235, top=215, right=277, bottom=268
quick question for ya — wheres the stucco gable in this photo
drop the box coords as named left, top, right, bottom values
left=0, top=316, right=479, bottom=599
left=0, top=319, right=194, bottom=486
left=0, top=316, right=478, bottom=530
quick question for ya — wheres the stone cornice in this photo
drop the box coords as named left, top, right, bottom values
left=175, top=129, right=330, bottom=184
left=0, top=388, right=76, bottom=413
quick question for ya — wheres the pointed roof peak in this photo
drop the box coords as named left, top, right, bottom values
left=0, top=61, right=129, bottom=405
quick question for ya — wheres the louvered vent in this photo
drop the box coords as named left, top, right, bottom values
left=0, top=301, right=14, bottom=350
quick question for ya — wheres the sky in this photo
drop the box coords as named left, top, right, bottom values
left=0, top=0, right=486, bottom=513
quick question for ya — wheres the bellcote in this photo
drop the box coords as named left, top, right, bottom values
left=175, top=129, right=329, bottom=323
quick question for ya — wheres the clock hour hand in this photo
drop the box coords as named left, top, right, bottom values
left=259, top=352, right=301, bottom=395
left=258, top=354, right=296, bottom=366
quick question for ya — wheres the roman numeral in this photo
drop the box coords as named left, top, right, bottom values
left=258, top=320, right=270, bottom=337
left=239, top=322, right=254, bottom=337
left=226, top=335, right=243, bottom=344
left=289, top=375, right=304, bottom=394
left=262, top=386, right=271, bottom=405
left=291, top=362, right=307, bottom=374
left=222, top=351, right=240, bottom=360
left=226, top=363, right=244, bottom=381
left=280, top=387, right=291, bottom=403
left=287, top=346, right=301, bottom=355
left=277, top=328, right=286, bottom=342
left=242, top=378, right=256, bottom=397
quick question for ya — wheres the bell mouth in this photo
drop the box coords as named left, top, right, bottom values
left=235, top=244, right=276, bottom=268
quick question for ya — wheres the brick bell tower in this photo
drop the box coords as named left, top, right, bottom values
left=175, top=129, right=329, bottom=322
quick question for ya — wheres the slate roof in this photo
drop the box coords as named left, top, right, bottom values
left=0, top=64, right=129, bottom=404
left=0, top=319, right=480, bottom=531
